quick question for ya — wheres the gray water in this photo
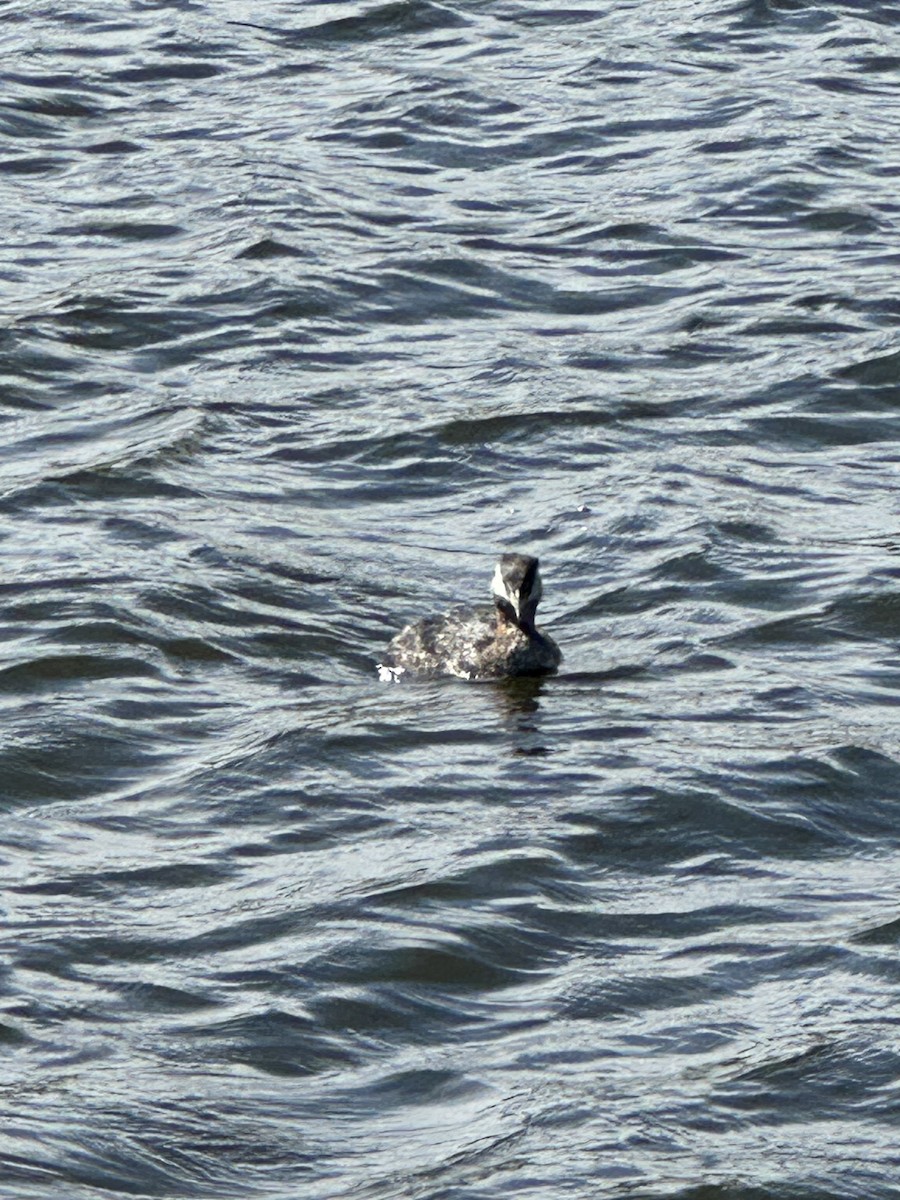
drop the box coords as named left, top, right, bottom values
left=4, top=2, right=900, bottom=1197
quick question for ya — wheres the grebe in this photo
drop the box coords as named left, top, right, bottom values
left=378, top=553, right=561, bottom=682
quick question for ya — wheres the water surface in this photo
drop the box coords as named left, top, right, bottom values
left=3, top=2, right=900, bottom=1198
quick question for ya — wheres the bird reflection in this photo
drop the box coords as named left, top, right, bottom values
left=492, top=675, right=552, bottom=756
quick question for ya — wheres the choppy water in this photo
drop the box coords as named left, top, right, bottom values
left=4, top=2, right=900, bottom=1197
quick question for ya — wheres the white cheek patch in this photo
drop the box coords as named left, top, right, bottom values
left=490, top=563, right=506, bottom=602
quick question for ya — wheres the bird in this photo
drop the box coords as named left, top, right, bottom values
left=378, top=553, right=561, bottom=681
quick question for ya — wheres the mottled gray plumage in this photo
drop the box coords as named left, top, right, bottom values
left=378, top=553, right=561, bottom=681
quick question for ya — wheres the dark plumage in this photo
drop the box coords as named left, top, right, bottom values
left=378, top=553, right=561, bottom=681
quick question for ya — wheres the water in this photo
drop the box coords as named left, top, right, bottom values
left=3, top=2, right=900, bottom=1197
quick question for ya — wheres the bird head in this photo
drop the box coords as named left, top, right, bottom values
left=491, top=553, right=542, bottom=633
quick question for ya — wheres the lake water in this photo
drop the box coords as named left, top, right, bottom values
left=4, top=3, right=900, bottom=1198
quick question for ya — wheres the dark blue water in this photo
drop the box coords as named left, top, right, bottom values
left=4, top=3, right=900, bottom=1197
